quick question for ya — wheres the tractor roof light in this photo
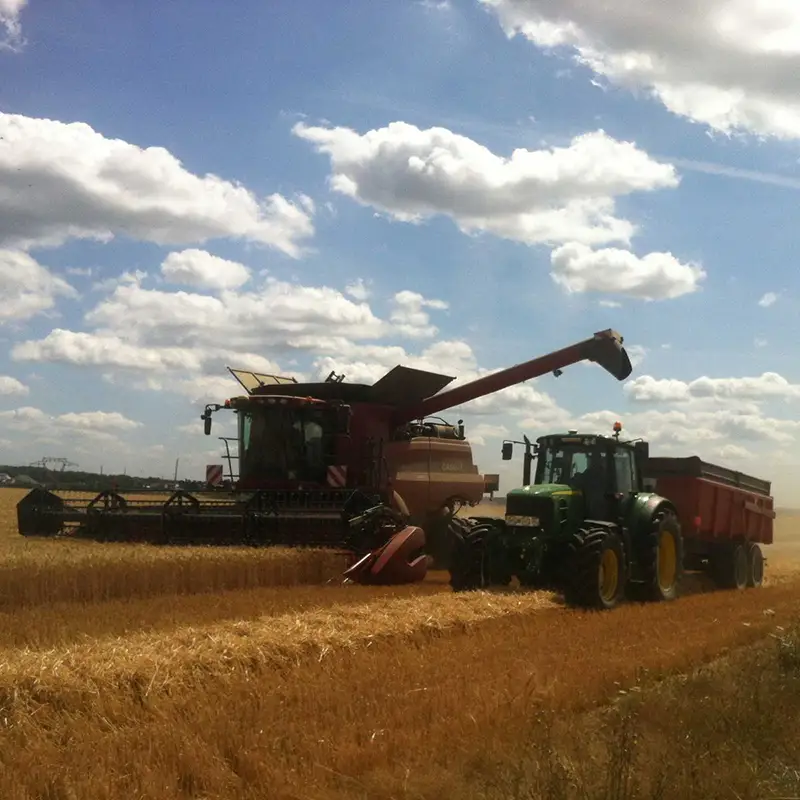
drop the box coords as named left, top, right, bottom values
left=613, top=421, right=622, bottom=433
left=224, top=399, right=231, bottom=408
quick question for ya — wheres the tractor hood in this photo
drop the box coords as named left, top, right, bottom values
left=507, top=484, right=579, bottom=499
left=506, top=483, right=582, bottom=524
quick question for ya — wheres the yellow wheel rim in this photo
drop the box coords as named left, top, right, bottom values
left=658, top=531, right=677, bottom=591
left=599, top=548, right=619, bottom=603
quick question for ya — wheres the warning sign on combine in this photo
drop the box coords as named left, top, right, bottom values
left=206, top=464, right=224, bottom=487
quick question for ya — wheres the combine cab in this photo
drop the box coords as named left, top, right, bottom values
left=17, top=329, right=634, bottom=585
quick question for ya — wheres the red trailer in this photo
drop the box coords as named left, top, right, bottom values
left=644, top=456, right=775, bottom=589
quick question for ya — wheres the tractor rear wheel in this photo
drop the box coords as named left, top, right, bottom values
left=564, top=527, right=626, bottom=610
left=746, top=542, right=764, bottom=588
left=449, top=519, right=501, bottom=592
left=634, top=509, right=684, bottom=602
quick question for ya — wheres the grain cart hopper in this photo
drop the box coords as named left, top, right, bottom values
left=17, top=329, right=633, bottom=585
left=451, top=422, right=774, bottom=608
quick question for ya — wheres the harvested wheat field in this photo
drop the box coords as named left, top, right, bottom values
left=1, top=489, right=800, bottom=799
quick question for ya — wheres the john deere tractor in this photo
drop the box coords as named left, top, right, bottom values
left=449, top=423, right=683, bottom=610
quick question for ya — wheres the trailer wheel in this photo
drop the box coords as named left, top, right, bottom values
left=635, top=509, right=684, bottom=602
left=713, top=542, right=748, bottom=590
left=746, top=543, right=764, bottom=588
left=564, top=527, right=626, bottom=610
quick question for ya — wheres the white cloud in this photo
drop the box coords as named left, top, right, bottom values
left=55, top=411, right=142, bottom=432
left=0, top=112, right=315, bottom=254
left=82, top=278, right=384, bottom=351
left=626, top=345, right=646, bottom=369
left=0, top=375, right=28, bottom=396
left=623, top=375, right=690, bottom=403
left=482, top=0, right=800, bottom=140
left=0, top=250, right=77, bottom=324
left=550, top=242, right=705, bottom=300
left=625, top=371, right=800, bottom=403
left=90, top=269, right=148, bottom=294
left=758, top=291, right=779, bottom=307
left=389, top=290, right=448, bottom=338
left=345, top=278, right=370, bottom=301
left=293, top=120, right=678, bottom=247
left=0, top=407, right=142, bottom=444
left=161, top=249, right=251, bottom=291
left=0, top=0, right=25, bottom=51
left=466, top=422, right=510, bottom=447
left=10, top=273, right=466, bottom=390
left=13, top=330, right=207, bottom=372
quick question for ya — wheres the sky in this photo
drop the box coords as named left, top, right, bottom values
left=1, top=0, right=800, bottom=502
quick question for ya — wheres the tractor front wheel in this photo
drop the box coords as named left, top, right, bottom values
left=449, top=519, right=503, bottom=592
left=564, top=527, right=626, bottom=610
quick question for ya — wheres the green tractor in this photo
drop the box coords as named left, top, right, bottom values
left=449, top=423, right=683, bottom=610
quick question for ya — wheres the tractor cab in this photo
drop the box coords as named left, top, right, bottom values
left=502, top=423, right=650, bottom=524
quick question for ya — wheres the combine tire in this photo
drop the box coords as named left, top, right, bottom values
left=747, top=543, right=764, bottom=588
left=634, top=509, right=683, bottom=602
left=712, top=542, right=748, bottom=590
left=449, top=519, right=500, bottom=592
left=564, top=527, right=626, bottom=610
left=424, top=513, right=470, bottom=571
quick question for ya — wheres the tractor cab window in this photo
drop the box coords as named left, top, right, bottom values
left=240, top=406, right=332, bottom=482
left=537, top=444, right=600, bottom=487
left=613, top=449, right=636, bottom=494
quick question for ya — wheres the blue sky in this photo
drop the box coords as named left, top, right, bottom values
left=2, top=0, right=800, bottom=501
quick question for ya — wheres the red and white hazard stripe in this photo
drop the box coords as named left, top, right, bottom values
left=326, top=465, right=347, bottom=487
left=206, top=464, right=224, bottom=486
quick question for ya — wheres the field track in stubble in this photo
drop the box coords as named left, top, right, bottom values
left=1, top=486, right=800, bottom=798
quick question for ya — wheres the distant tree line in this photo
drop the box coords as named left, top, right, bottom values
left=0, top=465, right=207, bottom=493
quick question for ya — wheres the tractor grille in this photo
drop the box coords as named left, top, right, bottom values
left=503, top=495, right=552, bottom=530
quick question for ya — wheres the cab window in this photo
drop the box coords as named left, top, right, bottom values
left=613, top=449, right=636, bottom=494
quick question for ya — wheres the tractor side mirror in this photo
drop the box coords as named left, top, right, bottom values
left=502, top=441, right=513, bottom=460
left=202, top=412, right=212, bottom=436
left=634, top=440, right=649, bottom=461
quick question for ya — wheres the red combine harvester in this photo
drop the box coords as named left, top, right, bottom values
left=16, top=329, right=633, bottom=585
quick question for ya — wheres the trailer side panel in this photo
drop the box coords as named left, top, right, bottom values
left=643, top=457, right=775, bottom=547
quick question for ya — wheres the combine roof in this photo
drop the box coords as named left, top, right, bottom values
left=227, top=365, right=455, bottom=407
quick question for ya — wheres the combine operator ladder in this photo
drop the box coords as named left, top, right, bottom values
left=218, top=436, right=239, bottom=484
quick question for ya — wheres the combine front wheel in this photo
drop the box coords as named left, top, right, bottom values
left=565, top=527, right=626, bottom=610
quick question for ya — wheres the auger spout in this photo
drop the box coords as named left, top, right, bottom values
left=393, top=329, right=632, bottom=425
